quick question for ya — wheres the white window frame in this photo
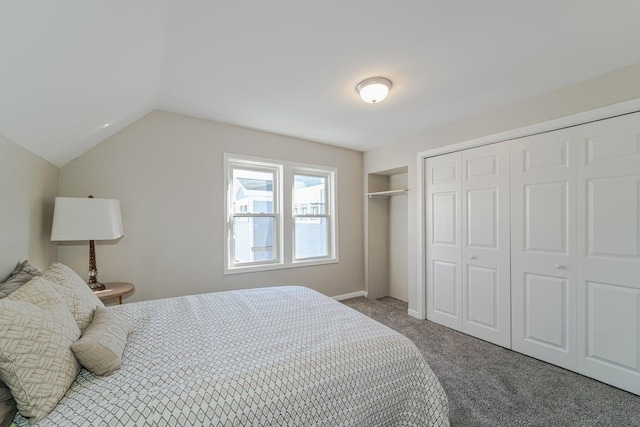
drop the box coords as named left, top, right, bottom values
left=224, top=153, right=338, bottom=274
left=227, top=159, right=282, bottom=270
left=291, top=168, right=335, bottom=263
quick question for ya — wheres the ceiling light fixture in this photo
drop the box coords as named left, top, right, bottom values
left=356, top=77, right=392, bottom=104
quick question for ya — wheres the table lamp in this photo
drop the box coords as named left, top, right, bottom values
left=50, top=195, right=124, bottom=290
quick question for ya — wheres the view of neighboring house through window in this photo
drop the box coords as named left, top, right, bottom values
left=231, top=167, right=278, bottom=264
left=293, top=173, right=329, bottom=260
left=225, top=154, right=337, bottom=273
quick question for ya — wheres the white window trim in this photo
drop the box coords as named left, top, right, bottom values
left=227, top=161, right=282, bottom=270
left=291, top=167, right=335, bottom=264
left=224, top=153, right=338, bottom=275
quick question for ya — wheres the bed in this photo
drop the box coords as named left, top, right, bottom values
left=9, top=284, right=448, bottom=426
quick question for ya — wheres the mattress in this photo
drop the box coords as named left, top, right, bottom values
left=16, top=286, right=448, bottom=426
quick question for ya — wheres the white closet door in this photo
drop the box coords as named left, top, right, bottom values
left=510, top=128, right=577, bottom=370
left=461, top=142, right=511, bottom=347
left=426, top=152, right=463, bottom=331
left=576, top=112, right=640, bottom=395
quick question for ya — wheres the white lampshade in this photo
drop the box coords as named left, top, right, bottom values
left=51, top=197, right=124, bottom=241
left=356, top=77, right=392, bottom=104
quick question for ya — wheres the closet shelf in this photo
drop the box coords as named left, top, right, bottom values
left=366, top=189, right=408, bottom=199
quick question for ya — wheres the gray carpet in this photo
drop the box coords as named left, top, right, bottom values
left=341, top=296, right=640, bottom=427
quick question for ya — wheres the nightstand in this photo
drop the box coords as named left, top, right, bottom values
left=93, top=282, right=135, bottom=305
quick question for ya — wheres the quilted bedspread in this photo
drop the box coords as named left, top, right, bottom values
left=17, top=286, right=449, bottom=426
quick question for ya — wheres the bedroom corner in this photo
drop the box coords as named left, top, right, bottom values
left=0, top=134, right=59, bottom=279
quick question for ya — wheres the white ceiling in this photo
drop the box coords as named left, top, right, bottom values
left=2, top=1, right=640, bottom=166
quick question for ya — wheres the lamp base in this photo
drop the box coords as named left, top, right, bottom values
left=88, top=280, right=105, bottom=291
left=87, top=263, right=104, bottom=291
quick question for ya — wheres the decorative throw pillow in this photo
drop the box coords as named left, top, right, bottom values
left=0, top=261, right=43, bottom=425
left=0, top=277, right=81, bottom=422
left=0, top=260, right=42, bottom=299
left=0, top=384, right=16, bottom=427
left=71, top=307, right=132, bottom=376
left=43, top=262, right=105, bottom=333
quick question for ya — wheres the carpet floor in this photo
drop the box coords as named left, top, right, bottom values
left=341, top=296, right=640, bottom=427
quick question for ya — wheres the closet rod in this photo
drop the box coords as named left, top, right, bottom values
left=367, top=189, right=409, bottom=199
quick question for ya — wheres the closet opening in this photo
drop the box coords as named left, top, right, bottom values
left=366, top=166, right=409, bottom=301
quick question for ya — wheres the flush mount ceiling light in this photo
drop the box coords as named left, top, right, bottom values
left=356, top=77, right=392, bottom=104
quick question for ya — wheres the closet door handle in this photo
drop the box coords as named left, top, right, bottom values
left=554, top=263, right=566, bottom=269
left=469, top=255, right=477, bottom=260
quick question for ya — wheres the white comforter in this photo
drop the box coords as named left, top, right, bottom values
left=19, top=286, right=449, bottom=426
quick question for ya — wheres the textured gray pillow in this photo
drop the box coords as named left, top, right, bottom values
left=0, top=261, right=42, bottom=426
left=0, top=261, right=35, bottom=427
left=43, top=262, right=105, bottom=333
left=0, top=384, right=16, bottom=427
left=71, top=307, right=131, bottom=376
left=0, top=260, right=42, bottom=299
left=0, top=277, right=81, bottom=422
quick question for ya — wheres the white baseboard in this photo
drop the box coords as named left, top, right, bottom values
left=333, top=290, right=367, bottom=301
left=407, top=309, right=423, bottom=319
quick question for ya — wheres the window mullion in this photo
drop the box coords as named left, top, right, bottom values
left=282, top=166, right=293, bottom=264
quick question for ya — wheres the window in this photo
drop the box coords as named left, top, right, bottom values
left=229, top=164, right=279, bottom=266
left=293, top=172, right=329, bottom=260
left=224, top=154, right=337, bottom=273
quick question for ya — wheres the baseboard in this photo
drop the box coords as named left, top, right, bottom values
left=333, top=290, right=367, bottom=301
left=407, top=309, right=422, bottom=319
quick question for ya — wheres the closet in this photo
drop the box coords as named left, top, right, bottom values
left=366, top=168, right=409, bottom=301
left=424, top=111, right=640, bottom=395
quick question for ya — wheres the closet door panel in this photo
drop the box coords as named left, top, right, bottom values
left=576, top=112, right=640, bottom=395
left=525, top=182, right=567, bottom=253
left=461, top=142, right=511, bottom=347
left=524, top=273, right=568, bottom=349
left=467, top=188, right=498, bottom=248
left=433, top=261, right=458, bottom=316
left=426, top=152, right=463, bottom=330
left=466, top=265, right=498, bottom=328
left=511, top=129, right=577, bottom=370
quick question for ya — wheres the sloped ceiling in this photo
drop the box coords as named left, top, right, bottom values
left=2, top=1, right=640, bottom=166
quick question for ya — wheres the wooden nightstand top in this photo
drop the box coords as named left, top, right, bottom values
left=93, top=282, right=135, bottom=304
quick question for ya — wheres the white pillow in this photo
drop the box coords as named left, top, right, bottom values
left=0, top=277, right=81, bottom=422
left=71, top=307, right=131, bottom=376
left=43, top=262, right=105, bottom=333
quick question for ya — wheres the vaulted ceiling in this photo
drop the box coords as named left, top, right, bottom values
left=2, top=1, right=640, bottom=166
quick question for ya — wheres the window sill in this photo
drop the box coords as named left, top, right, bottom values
left=224, top=258, right=339, bottom=275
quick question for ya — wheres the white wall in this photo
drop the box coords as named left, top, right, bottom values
left=364, top=62, right=640, bottom=316
left=0, top=135, right=59, bottom=279
left=58, top=111, right=364, bottom=303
